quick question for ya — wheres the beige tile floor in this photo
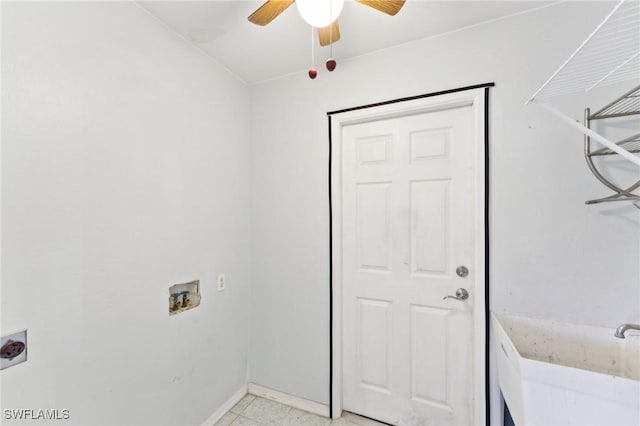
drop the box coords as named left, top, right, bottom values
left=214, top=394, right=387, bottom=426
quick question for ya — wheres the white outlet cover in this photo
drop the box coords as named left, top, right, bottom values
left=217, top=274, right=225, bottom=291
left=1, top=330, right=27, bottom=370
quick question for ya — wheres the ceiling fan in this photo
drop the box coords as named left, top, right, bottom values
left=248, top=0, right=406, bottom=46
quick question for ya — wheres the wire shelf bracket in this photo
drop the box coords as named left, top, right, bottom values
left=526, top=0, right=640, bottom=206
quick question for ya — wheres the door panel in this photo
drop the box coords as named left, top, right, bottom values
left=357, top=298, right=392, bottom=392
left=410, top=304, right=451, bottom=409
left=410, top=179, right=451, bottom=276
left=357, top=183, right=392, bottom=271
left=342, top=105, right=475, bottom=425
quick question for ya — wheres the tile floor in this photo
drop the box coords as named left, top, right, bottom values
left=214, top=394, right=386, bottom=426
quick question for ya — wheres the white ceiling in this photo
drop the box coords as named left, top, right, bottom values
left=138, top=0, right=554, bottom=85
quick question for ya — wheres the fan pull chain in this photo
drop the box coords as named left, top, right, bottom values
left=308, top=26, right=318, bottom=79
left=326, top=26, right=337, bottom=72
left=325, top=0, right=337, bottom=72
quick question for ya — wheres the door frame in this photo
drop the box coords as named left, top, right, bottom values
left=328, top=84, right=493, bottom=425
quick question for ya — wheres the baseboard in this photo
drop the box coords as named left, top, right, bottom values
left=247, top=383, right=330, bottom=418
left=201, top=384, right=247, bottom=426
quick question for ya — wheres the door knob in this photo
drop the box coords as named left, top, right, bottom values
left=456, top=266, right=469, bottom=277
left=443, top=288, right=469, bottom=301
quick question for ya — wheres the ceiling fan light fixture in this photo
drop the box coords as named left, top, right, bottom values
left=296, top=0, right=344, bottom=28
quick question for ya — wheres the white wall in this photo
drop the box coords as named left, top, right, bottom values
left=1, top=3, right=250, bottom=425
left=249, top=0, right=640, bottom=409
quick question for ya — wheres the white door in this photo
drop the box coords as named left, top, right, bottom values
left=341, top=104, right=478, bottom=426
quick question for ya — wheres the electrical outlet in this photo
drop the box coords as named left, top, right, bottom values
left=217, top=274, right=226, bottom=291
left=1, top=330, right=27, bottom=370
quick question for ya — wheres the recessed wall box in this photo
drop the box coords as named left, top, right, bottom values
left=169, top=280, right=201, bottom=315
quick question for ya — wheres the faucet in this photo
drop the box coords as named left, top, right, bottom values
left=614, top=324, right=640, bottom=339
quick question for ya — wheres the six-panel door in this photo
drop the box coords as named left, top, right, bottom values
left=341, top=106, right=476, bottom=425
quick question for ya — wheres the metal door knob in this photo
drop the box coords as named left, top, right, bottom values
left=443, top=288, right=469, bottom=301
left=456, top=266, right=469, bottom=277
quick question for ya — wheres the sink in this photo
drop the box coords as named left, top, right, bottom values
left=492, top=312, right=640, bottom=426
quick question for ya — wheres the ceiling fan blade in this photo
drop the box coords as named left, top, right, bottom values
left=248, top=0, right=295, bottom=26
left=355, top=0, right=406, bottom=16
left=318, top=21, right=340, bottom=46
